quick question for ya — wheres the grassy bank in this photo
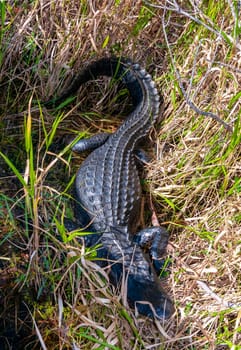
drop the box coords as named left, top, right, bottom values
left=0, top=1, right=240, bottom=349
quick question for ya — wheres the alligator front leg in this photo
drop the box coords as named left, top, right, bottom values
left=133, top=226, right=169, bottom=275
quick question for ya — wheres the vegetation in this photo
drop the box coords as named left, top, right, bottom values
left=0, top=0, right=240, bottom=349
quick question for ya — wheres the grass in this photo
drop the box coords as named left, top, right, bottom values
left=0, top=0, right=241, bottom=349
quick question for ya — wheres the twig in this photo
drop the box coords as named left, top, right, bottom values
left=175, top=68, right=233, bottom=132
left=145, top=0, right=241, bottom=49
left=197, top=280, right=235, bottom=308
left=206, top=59, right=241, bottom=74
left=161, top=8, right=233, bottom=133
left=23, top=302, right=48, bottom=350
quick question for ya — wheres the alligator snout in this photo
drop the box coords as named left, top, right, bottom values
left=127, top=275, right=174, bottom=319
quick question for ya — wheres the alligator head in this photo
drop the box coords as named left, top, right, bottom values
left=126, top=274, right=174, bottom=319
left=100, top=240, right=174, bottom=320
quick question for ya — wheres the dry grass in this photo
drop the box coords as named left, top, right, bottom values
left=0, top=1, right=240, bottom=349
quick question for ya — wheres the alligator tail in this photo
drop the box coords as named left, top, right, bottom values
left=44, top=57, right=157, bottom=110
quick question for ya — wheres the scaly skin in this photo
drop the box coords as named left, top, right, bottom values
left=45, top=57, right=174, bottom=319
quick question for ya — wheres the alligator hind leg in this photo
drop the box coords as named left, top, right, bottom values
left=72, top=132, right=110, bottom=153
left=133, top=226, right=169, bottom=275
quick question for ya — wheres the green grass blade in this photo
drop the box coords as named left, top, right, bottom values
left=0, top=151, right=28, bottom=190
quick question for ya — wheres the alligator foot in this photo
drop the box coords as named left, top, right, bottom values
left=133, top=226, right=169, bottom=275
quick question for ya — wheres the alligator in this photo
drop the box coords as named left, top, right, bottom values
left=45, top=57, right=174, bottom=319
